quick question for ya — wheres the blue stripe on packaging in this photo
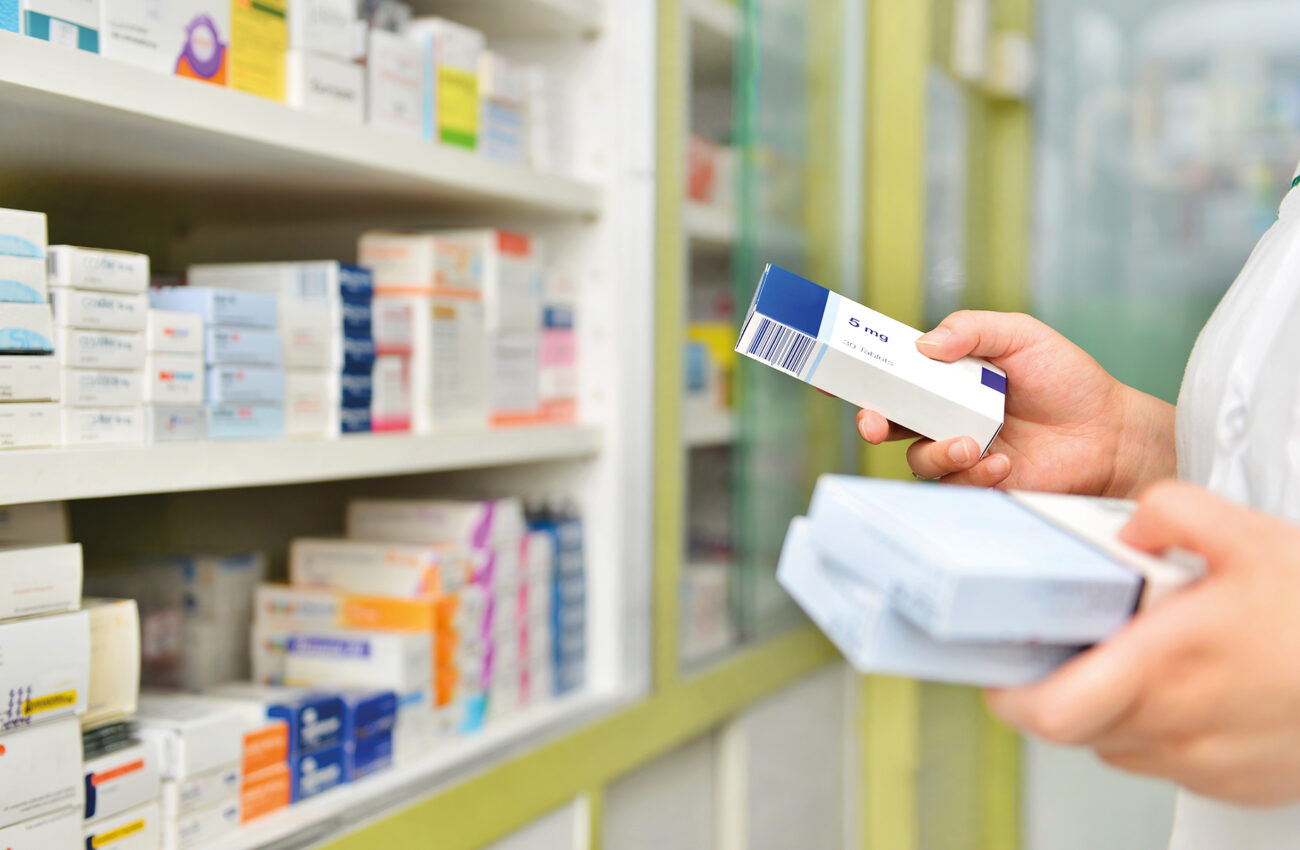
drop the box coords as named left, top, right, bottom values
left=981, top=368, right=1007, bottom=394
left=23, top=12, right=98, bottom=51
left=753, top=264, right=829, bottom=338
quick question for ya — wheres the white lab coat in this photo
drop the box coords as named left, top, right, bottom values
left=1167, top=169, right=1300, bottom=847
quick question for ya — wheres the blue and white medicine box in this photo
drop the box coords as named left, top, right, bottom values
left=207, top=403, right=285, bottom=440
left=0, top=1, right=19, bottom=34
left=23, top=0, right=100, bottom=53
left=149, top=287, right=278, bottom=329
left=0, top=208, right=46, bottom=260
left=344, top=729, right=393, bottom=782
left=342, top=690, right=397, bottom=740
left=206, top=365, right=285, bottom=403
left=736, top=264, right=1006, bottom=454
left=0, top=304, right=54, bottom=353
left=205, top=327, right=283, bottom=366
left=0, top=257, right=48, bottom=304
left=806, top=475, right=1152, bottom=644
left=291, top=745, right=345, bottom=802
left=778, top=517, right=1076, bottom=686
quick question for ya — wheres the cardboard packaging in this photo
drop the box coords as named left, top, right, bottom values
left=0, top=501, right=69, bottom=543
left=256, top=583, right=438, bottom=634
left=370, top=353, right=412, bottom=432
left=282, top=305, right=334, bottom=369
left=229, top=0, right=286, bottom=100
left=205, top=327, right=282, bottom=365
left=0, top=208, right=46, bottom=259
left=0, top=4, right=18, bottom=35
left=737, top=264, right=1007, bottom=453
left=185, top=262, right=374, bottom=335
left=23, top=0, right=100, bottom=52
left=161, top=797, right=239, bottom=850
left=60, top=367, right=144, bottom=406
left=0, top=543, right=81, bottom=620
left=366, top=27, right=422, bottom=138
left=287, top=0, right=360, bottom=59
left=146, top=310, right=204, bottom=356
left=289, top=537, right=454, bottom=597
left=0, top=303, right=55, bottom=353
left=0, top=806, right=81, bottom=848
left=145, top=405, right=208, bottom=442
left=46, top=246, right=149, bottom=293
left=50, top=288, right=148, bottom=332
left=291, top=744, right=344, bottom=801
left=83, top=802, right=160, bottom=850
left=347, top=498, right=526, bottom=548
left=0, top=255, right=48, bottom=303
left=285, top=369, right=334, bottom=437
left=159, top=764, right=240, bottom=817
left=490, top=331, right=541, bottom=427
left=82, top=598, right=141, bottom=728
left=372, top=297, right=414, bottom=356
left=207, top=402, right=285, bottom=440
left=0, top=354, right=58, bottom=401
left=57, top=328, right=145, bottom=369
left=805, top=475, right=1194, bottom=644
left=203, top=682, right=345, bottom=762
left=780, top=516, right=1077, bottom=686
left=0, top=610, right=90, bottom=732
left=407, top=17, right=483, bottom=148
left=0, top=717, right=83, bottom=828
left=83, top=740, right=160, bottom=826
left=240, top=763, right=290, bottom=823
left=100, top=0, right=228, bottom=83
left=479, top=51, right=530, bottom=165
left=62, top=405, right=145, bottom=445
left=284, top=629, right=433, bottom=694
left=134, top=694, right=245, bottom=779
left=345, top=727, right=392, bottom=781
left=0, top=401, right=58, bottom=449
left=206, top=364, right=285, bottom=403
left=287, top=49, right=366, bottom=123
left=148, top=287, right=277, bottom=329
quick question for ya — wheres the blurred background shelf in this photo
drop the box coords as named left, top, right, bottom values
left=419, top=0, right=602, bottom=40
left=687, top=0, right=739, bottom=85
left=0, top=427, right=602, bottom=505
left=682, top=409, right=738, bottom=448
left=685, top=201, right=737, bottom=252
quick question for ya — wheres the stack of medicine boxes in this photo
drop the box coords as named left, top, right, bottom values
left=148, top=287, right=284, bottom=440
left=0, top=207, right=59, bottom=448
left=363, top=3, right=421, bottom=141
left=197, top=684, right=302, bottom=822
left=186, top=261, right=376, bottom=436
left=370, top=297, right=414, bottom=432
left=407, top=18, right=484, bottom=150
left=0, top=533, right=92, bottom=847
left=530, top=504, right=587, bottom=698
left=135, top=693, right=244, bottom=849
left=479, top=52, right=530, bottom=165
left=49, top=244, right=152, bottom=446
left=287, top=0, right=367, bottom=124
left=143, top=309, right=207, bottom=442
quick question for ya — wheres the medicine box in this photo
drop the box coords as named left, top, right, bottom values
left=345, top=727, right=393, bottom=781
left=0, top=208, right=46, bottom=259
left=285, top=370, right=334, bottom=438
left=159, top=765, right=241, bottom=817
left=50, top=288, right=147, bottom=332
left=146, top=404, right=209, bottom=443
left=287, top=0, right=360, bottom=60
left=135, top=694, right=245, bottom=779
left=256, top=583, right=438, bottom=634
left=347, top=498, right=526, bottom=548
left=780, top=517, right=1075, bottom=686
left=23, top=0, right=100, bottom=53
left=162, top=797, right=240, bottom=850
left=291, top=744, right=345, bottom=802
left=208, top=402, right=285, bottom=440
left=0, top=543, right=81, bottom=620
left=148, top=287, right=277, bottom=329
left=84, top=802, right=161, bottom=850
left=101, top=0, right=229, bottom=83
left=82, top=598, right=141, bottom=728
left=367, top=27, right=422, bottom=138
left=0, top=717, right=83, bottom=829
left=203, top=682, right=346, bottom=761
left=187, top=693, right=289, bottom=776
left=205, top=327, right=282, bottom=366
left=491, top=331, right=542, bottom=426
left=83, top=740, right=160, bottom=826
left=371, top=354, right=412, bottom=433
left=240, top=763, right=290, bottom=823
left=289, top=537, right=451, bottom=597
left=62, top=405, right=145, bottom=445
left=0, top=501, right=69, bottom=544
left=287, top=49, right=366, bottom=124
left=0, top=610, right=90, bottom=732
left=284, top=629, right=433, bottom=694
left=207, top=364, right=285, bottom=403
left=60, top=367, right=144, bottom=406
left=0, top=303, right=55, bottom=352
left=46, top=246, right=149, bottom=293
left=283, top=305, right=334, bottom=369
left=0, top=354, right=57, bottom=401
left=0, top=401, right=59, bottom=448
left=436, top=230, right=542, bottom=333
left=146, top=310, right=204, bottom=355
left=737, top=264, right=1006, bottom=453
left=0, top=256, right=48, bottom=303
left=57, top=328, right=145, bottom=369
left=229, top=0, right=286, bottom=100
left=0, top=806, right=81, bottom=849
left=407, top=17, right=484, bottom=148
left=1, top=2, right=17, bottom=34
left=132, top=552, right=266, bottom=622
left=372, top=297, right=414, bottom=355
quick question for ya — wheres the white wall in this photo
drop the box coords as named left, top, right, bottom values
left=604, top=736, right=719, bottom=850
left=484, top=801, right=585, bottom=850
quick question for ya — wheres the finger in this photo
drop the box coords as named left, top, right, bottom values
left=856, top=410, right=917, bottom=445
left=1120, top=480, right=1247, bottom=571
left=941, top=453, right=1012, bottom=488
left=905, top=436, right=982, bottom=479
left=916, top=310, right=1045, bottom=363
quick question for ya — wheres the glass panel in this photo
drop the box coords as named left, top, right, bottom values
left=1036, top=0, right=1300, bottom=402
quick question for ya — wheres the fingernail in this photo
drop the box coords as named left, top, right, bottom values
left=988, top=455, right=1011, bottom=476
left=918, top=327, right=951, bottom=347
left=948, top=440, right=973, bottom=465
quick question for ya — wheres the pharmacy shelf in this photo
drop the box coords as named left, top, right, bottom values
left=0, top=33, right=600, bottom=221
left=423, top=0, right=602, bottom=40
left=232, top=690, right=626, bottom=850
left=685, top=202, right=737, bottom=256
left=688, top=0, right=739, bottom=85
left=683, top=409, right=738, bottom=448
left=0, top=427, right=602, bottom=505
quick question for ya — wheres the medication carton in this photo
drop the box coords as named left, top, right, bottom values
left=291, top=744, right=344, bottom=801
left=346, top=498, right=526, bottom=548
left=50, top=288, right=148, bottom=332
left=100, top=0, right=229, bottom=83
left=284, top=629, right=433, bottom=694
left=367, top=27, right=422, bottom=138
left=407, top=17, right=484, bottom=148
left=146, top=310, right=204, bottom=356
left=479, top=52, right=530, bottom=165
left=0, top=717, right=83, bottom=828
left=159, top=765, right=240, bottom=816
left=287, top=0, right=360, bottom=60
left=806, top=475, right=1202, bottom=644
left=240, top=762, right=290, bottom=823
left=148, top=287, right=277, bottom=329
left=203, top=682, right=345, bottom=762
left=371, top=353, right=412, bottom=432
left=0, top=255, right=48, bottom=303
left=46, top=246, right=149, bottom=293
left=1, top=2, right=17, bottom=33
left=146, top=405, right=208, bottom=443
left=344, top=727, right=392, bottom=781
left=779, top=517, right=1076, bottom=686
left=0, top=543, right=81, bottom=619
left=206, top=364, right=285, bottom=403
left=0, top=806, right=81, bottom=848
left=256, top=583, right=438, bottom=634
left=285, top=370, right=334, bottom=437
left=0, top=208, right=46, bottom=259
left=62, top=405, right=145, bottom=445
left=57, top=328, right=146, bottom=369
left=289, top=537, right=454, bottom=597
left=60, top=367, right=144, bottom=406
left=84, top=802, right=161, bottom=850
left=205, top=327, right=282, bottom=366
left=0, top=501, right=69, bottom=544
left=0, top=610, right=90, bottom=732
left=208, top=402, right=285, bottom=439
left=0, top=354, right=57, bottom=401
left=737, top=264, right=1006, bottom=453
left=82, top=598, right=141, bottom=728
left=161, top=797, right=239, bottom=850
left=135, top=694, right=244, bottom=779
left=287, top=50, right=366, bottom=123
left=23, top=0, right=99, bottom=52
left=229, top=0, right=286, bottom=100
left=83, top=740, right=160, bottom=825
left=0, top=303, right=55, bottom=352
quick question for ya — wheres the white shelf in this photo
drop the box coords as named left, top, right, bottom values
left=423, top=0, right=602, bottom=40
left=683, top=409, right=738, bottom=448
left=230, top=690, right=627, bottom=850
left=685, top=201, right=737, bottom=253
left=0, top=427, right=602, bottom=505
left=688, top=0, right=740, bottom=85
left=0, top=33, right=600, bottom=220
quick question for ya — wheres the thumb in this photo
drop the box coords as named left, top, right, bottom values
left=916, top=310, right=1047, bottom=363
left=1119, top=481, right=1245, bottom=572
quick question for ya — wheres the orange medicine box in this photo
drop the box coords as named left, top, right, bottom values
left=241, top=763, right=291, bottom=824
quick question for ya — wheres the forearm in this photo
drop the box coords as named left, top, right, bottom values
left=1106, top=387, right=1178, bottom=499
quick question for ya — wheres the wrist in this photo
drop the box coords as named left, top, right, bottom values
left=1105, top=386, right=1178, bottom=499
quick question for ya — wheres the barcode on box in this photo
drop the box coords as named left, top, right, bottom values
left=741, top=317, right=817, bottom=376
